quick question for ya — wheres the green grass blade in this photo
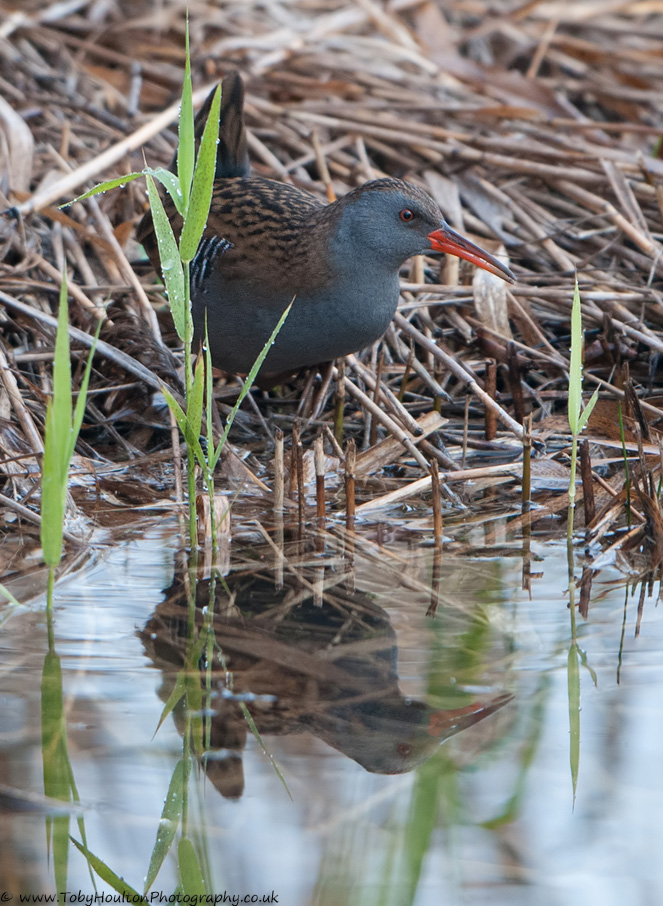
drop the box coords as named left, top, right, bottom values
left=568, top=278, right=582, bottom=435
left=145, top=174, right=188, bottom=340
left=178, top=837, right=206, bottom=895
left=161, top=385, right=207, bottom=469
left=68, top=317, right=102, bottom=463
left=41, top=402, right=66, bottom=568
left=144, top=759, right=185, bottom=892
left=144, top=167, right=184, bottom=217
left=177, top=19, right=195, bottom=210
left=204, top=319, right=214, bottom=464
left=41, top=278, right=73, bottom=567
left=211, top=301, right=292, bottom=467
left=179, top=85, right=221, bottom=263
left=577, top=387, right=600, bottom=434
left=60, top=173, right=143, bottom=208
left=52, top=277, right=73, bottom=465
left=70, top=838, right=145, bottom=901
left=187, top=354, right=205, bottom=454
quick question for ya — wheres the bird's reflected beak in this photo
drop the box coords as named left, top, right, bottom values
left=428, top=224, right=515, bottom=283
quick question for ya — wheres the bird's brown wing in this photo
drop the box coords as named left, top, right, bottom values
left=194, top=178, right=329, bottom=292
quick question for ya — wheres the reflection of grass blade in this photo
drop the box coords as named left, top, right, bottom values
left=211, top=301, right=293, bottom=468
left=482, top=676, right=548, bottom=828
left=154, top=672, right=187, bottom=737
left=185, top=636, right=205, bottom=756
left=240, top=703, right=291, bottom=800
left=403, top=758, right=442, bottom=905
left=568, top=642, right=580, bottom=805
left=579, top=648, right=598, bottom=687
left=41, top=649, right=70, bottom=892
left=144, top=758, right=185, bottom=892
left=178, top=837, right=206, bottom=895
left=70, top=837, right=145, bottom=902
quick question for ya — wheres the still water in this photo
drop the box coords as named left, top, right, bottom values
left=1, top=516, right=662, bottom=906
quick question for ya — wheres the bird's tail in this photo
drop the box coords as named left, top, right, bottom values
left=193, top=72, right=250, bottom=180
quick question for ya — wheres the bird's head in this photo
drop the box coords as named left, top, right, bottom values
left=332, top=178, right=515, bottom=283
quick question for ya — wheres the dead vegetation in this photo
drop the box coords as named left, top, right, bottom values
left=2, top=0, right=663, bottom=581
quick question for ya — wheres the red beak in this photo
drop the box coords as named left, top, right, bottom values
left=428, top=224, right=515, bottom=283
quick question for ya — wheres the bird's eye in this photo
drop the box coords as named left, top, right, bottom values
left=400, top=209, right=414, bottom=222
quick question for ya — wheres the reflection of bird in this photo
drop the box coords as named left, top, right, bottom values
left=141, top=553, right=511, bottom=798
left=137, top=73, right=514, bottom=378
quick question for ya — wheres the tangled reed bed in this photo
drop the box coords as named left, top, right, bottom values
left=2, top=0, right=663, bottom=568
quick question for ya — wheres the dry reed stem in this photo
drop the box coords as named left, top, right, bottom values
left=274, top=428, right=284, bottom=515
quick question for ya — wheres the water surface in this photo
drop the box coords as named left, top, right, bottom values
left=1, top=517, right=661, bottom=905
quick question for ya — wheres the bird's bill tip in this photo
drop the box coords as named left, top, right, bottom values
left=428, top=225, right=516, bottom=284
